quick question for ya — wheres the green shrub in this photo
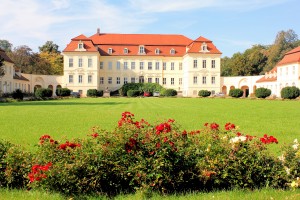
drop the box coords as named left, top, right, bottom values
left=255, top=88, right=272, bottom=98
left=142, top=83, right=164, bottom=93
left=87, top=89, right=104, bottom=97
left=229, top=89, right=243, bottom=98
left=281, top=86, right=300, bottom=99
left=127, top=90, right=140, bottom=97
left=12, top=89, right=24, bottom=100
left=56, top=88, right=71, bottom=97
left=198, top=90, right=211, bottom=97
left=0, top=140, right=13, bottom=187
left=119, top=83, right=143, bottom=96
left=161, top=89, right=177, bottom=97
left=87, top=89, right=97, bottom=97
left=35, top=88, right=52, bottom=99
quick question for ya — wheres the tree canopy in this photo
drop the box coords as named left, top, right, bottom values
left=38, top=41, right=60, bottom=53
left=0, top=40, right=13, bottom=52
left=221, top=29, right=300, bottom=76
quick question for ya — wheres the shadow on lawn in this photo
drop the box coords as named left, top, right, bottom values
left=0, top=101, right=129, bottom=106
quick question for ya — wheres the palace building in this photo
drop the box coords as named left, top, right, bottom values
left=1, top=29, right=299, bottom=98
left=62, top=29, right=222, bottom=97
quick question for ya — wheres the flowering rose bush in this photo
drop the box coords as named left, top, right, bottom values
left=1, top=112, right=299, bottom=196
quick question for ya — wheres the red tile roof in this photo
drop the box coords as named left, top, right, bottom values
left=277, top=46, right=300, bottom=66
left=256, top=67, right=277, bottom=83
left=63, top=33, right=221, bottom=56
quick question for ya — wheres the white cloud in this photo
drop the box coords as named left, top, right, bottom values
left=129, top=0, right=291, bottom=13
left=51, top=0, right=71, bottom=10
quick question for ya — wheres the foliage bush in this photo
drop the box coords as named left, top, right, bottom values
left=1, top=113, right=300, bottom=196
left=35, top=88, right=53, bottom=99
left=119, top=83, right=143, bottom=96
left=127, top=90, right=140, bottom=97
left=161, top=89, right=177, bottom=97
left=87, top=89, right=103, bottom=97
left=198, top=90, right=211, bottom=97
left=142, top=83, right=164, bottom=93
left=12, top=89, right=24, bottom=100
left=280, top=86, right=300, bottom=99
left=229, top=89, right=243, bottom=98
left=255, top=88, right=272, bottom=98
left=56, top=88, right=71, bottom=97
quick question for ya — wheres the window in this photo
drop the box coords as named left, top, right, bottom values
left=116, top=61, right=121, bottom=70
left=140, top=62, right=144, bottom=70
left=201, top=42, right=208, bottom=52
left=155, top=62, right=160, bottom=70
left=108, top=62, right=112, bottom=70
left=163, top=78, right=166, bottom=85
left=78, top=75, right=83, bottom=83
left=124, top=48, right=128, bottom=54
left=155, top=78, right=159, bottom=84
left=193, top=76, right=198, bottom=84
left=211, top=60, right=215, bottom=68
left=148, top=78, right=152, bottom=83
left=131, top=62, right=135, bottom=70
left=171, top=62, right=175, bottom=70
left=179, top=62, right=182, bottom=70
left=155, top=48, right=160, bottom=55
left=88, top=58, right=92, bottom=68
left=293, top=66, right=295, bottom=74
left=88, top=75, right=92, bottom=83
left=139, top=45, right=145, bottom=54
left=148, top=62, right=152, bottom=70
left=108, top=48, right=112, bottom=54
left=170, top=48, right=175, bottom=55
left=78, top=43, right=83, bottom=49
left=100, top=77, right=104, bottom=84
left=78, top=58, right=83, bottom=67
left=202, top=76, right=207, bottom=84
left=100, top=62, right=104, bottom=69
left=193, top=60, right=197, bottom=68
left=69, top=75, right=73, bottom=83
left=179, top=78, right=182, bottom=85
left=163, top=62, right=166, bottom=70
left=69, top=58, right=73, bottom=67
left=116, top=77, right=120, bottom=84
left=108, top=77, right=112, bottom=84
left=131, top=77, right=135, bottom=83
left=202, top=60, right=206, bottom=68
left=211, top=76, right=215, bottom=84
left=124, top=77, right=128, bottom=84
left=124, top=62, right=128, bottom=70
left=171, top=78, right=174, bottom=85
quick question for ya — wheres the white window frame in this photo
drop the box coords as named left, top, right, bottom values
left=148, top=62, right=152, bottom=70
left=100, top=62, right=104, bottom=69
left=88, top=75, right=92, bottom=83
left=155, top=48, right=160, bottom=55
left=170, top=48, right=175, bottom=55
left=108, top=48, right=113, bottom=54
left=155, top=78, right=159, bottom=84
left=69, top=58, right=73, bottom=67
left=202, top=76, right=207, bottom=84
left=139, top=45, right=145, bottom=54
left=116, top=61, right=121, bottom=70
left=100, top=77, right=104, bottom=84
left=69, top=75, right=73, bottom=83
left=212, top=60, right=215, bottom=68
left=171, top=78, right=174, bottom=85
left=88, top=58, right=92, bottom=68
left=124, top=62, right=128, bottom=70
left=203, top=60, right=206, bottom=68
left=78, top=75, right=83, bottom=83
left=124, top=48, right=128, bottom=54
left=193, top=76, right=198, bottom=84
left=116, top=77, right=120, bottom=84
left=108, top=77, right=112, bottom=84
left=78, top=58, right=83, bottom=67
left=171, top=62, right=175, bottom=70
left=131, top=62, right=135, bottom=70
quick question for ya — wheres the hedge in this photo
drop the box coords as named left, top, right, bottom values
left=198, top=90, right=211, bottom=97
left=229, top=89, right=243, bottom=98
left=12, top=89, right=24, bottom=100
left=127, top=90, right=140, bottom=97
left=87, top=89, right=103, bottom=97
left=161, top=89, right=177, bottom=97
left=56, top=88, right=71, bottom=97
left=281, top=86, right=300, bottom=99
left=255, top=88, right=272, bottom=99
left=35, top=88, right=53, bottom=99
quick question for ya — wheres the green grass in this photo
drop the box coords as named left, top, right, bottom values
left=1, top=188, right=300, bottom=200
left=0, top=97, right=300, bottom=149
left=1, top=97, right=300, bottom=199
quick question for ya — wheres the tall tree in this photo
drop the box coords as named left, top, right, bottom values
left=0, top=40, right=13, bottom=52
left=7, top=45, right=32, bottom=73
left=38, top=41, right=63, bottom=75
left=39, top=41, right=60, bottom=53
left=0, top=56, right=5, bottom=77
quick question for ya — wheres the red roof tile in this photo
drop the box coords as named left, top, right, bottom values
left=277, top=46, right=300, bottom=66
left=256, top=67, right=277, bottom=83
left=63, top=33, right=221, bottom=55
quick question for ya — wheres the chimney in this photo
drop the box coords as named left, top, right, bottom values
left=97, top=28, right=100, bottom=35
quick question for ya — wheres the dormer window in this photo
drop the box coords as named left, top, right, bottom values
left=200, top=42, right=209, bottom=52
left=124, top=48, right=128, bottom=54
left=139, top=45, right=145, bottom=54
left=170, top=48, right=175, bottom=55
left=108, top=48, right=113, bottom=54
left=155, top=48, right=160, bottom=55
left=76, top=40, right=86, bottom=51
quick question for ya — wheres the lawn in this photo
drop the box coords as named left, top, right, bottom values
left=0, top=97, right=299, bottom=149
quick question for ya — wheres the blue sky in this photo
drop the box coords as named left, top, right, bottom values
left=1, top=0, right=299, bottom=57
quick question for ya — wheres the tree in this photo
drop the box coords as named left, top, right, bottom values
left=0, top=55, right=5, bottom=77
left=39, top=41, right=60, bottom=53
left=38, top=41, right=63, bottom=75
left=7, top=45, right=33, bottom=73
left=0, top=40, right=13, bottom=52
